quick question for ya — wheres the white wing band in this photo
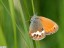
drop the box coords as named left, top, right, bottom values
left=32, top=30, right=45, bottom=36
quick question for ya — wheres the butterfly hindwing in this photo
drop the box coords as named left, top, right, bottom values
left=29, top=16, right=46, bottom=40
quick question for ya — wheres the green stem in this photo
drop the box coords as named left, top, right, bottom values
left=31, top=0, right=35, bottom=14
left=8, top=0, right=17, bottom=48
left=0, top=25, right=7, bottom=46
left=18, top=0, right=28, bottom=32
left=35, top=41, right=41, bottom=48
left=17, top=0, right=34, bottom=48
left=57, top=0, right=64, bottom=48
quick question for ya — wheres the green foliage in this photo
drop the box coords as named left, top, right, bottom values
left=0, top=0, right=64, bottom=48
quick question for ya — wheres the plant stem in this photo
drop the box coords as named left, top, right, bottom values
left=8, top=0, right=17, bottom=48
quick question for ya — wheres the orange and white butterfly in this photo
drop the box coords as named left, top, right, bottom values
left=29, top=15, right=59, bottom=40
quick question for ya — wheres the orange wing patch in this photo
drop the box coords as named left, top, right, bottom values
left=39, top=16, right=58, bottom=35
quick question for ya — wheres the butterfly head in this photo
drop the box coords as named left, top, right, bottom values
left=30, top=16, right=38, bottom=21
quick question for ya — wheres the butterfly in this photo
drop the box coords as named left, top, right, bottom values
left=29, top=15, right=59, bottom=40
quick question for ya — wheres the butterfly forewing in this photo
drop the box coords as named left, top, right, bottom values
left=39, top=16, right=58, bottom=35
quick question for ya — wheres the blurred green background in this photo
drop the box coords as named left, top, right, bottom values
left=0, top=0, right=64, bottom=48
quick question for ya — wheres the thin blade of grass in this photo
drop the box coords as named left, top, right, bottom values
left=57, top=0, right=64, bottom=48
left=8, top=0, right=17, bottom=48
left=16, top=24, right=30, bottom=48
left=31, top=0, right=41, bottom=48
left=0, top=25, right=7, bottom=46
left=31, top=0, right=35, bottom=14
left=35, top=41, right=41, bottom=48
left=17, top=0, right=34, bottom=48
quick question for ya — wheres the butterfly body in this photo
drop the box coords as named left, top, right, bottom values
left=29, top=16, right=59, bottom=40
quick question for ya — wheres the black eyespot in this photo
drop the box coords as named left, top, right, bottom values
left=39, top=35, right=41, bottom=37
left=41, top=28, right=44, bottom=30
left=34, top=34, right=36, bottom=37
left=54, top=27, right=55, bottom=29
left=36, top=34, right=38, bottom=37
